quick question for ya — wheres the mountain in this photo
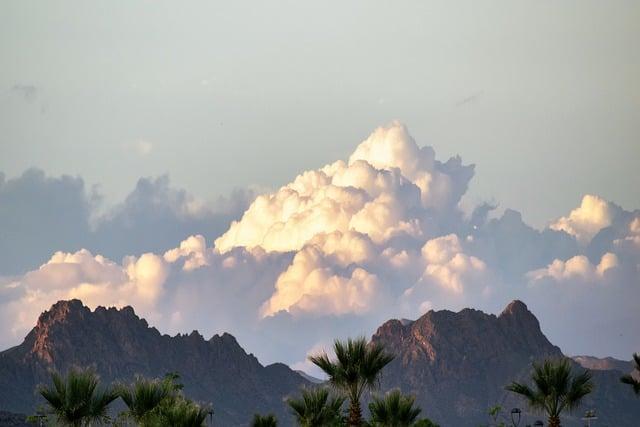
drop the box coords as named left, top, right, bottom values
left=371, top=300, right=640, bottom=427
left=294, top=370, right=324, bottom=384
left=573, top=355, right=634, bottom=373
left=0, top=300, right=308, bottom=426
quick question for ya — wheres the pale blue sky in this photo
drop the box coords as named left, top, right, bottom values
left=1, top=0, right=639, bottom=227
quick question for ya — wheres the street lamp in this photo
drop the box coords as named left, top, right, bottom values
left=208, top=409, right=214, bottom=426
left=582, top=409, right=597, bottom=427
left=511, top=408, right=522, bottom=427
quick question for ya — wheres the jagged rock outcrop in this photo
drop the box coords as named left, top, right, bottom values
left=372, top=300, right=640, bottom=427
left=0, top=300, right=308, bottom=426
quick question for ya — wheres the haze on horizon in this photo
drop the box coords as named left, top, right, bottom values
left=0, top=1, right=638, bottom=372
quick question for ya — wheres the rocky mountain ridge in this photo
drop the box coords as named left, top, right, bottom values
left=0, top=300, right=308, bottom=426
left=1, top=299, right=638, bottom=426
left=372, top=300, right=640, bottom=426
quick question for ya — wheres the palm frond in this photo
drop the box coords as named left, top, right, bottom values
left=288, top=387, right=344, bottom=426
left=506, top=358, right=593, bottom=421
left=251, top=413, right=278, bottom=427
left=369, top=389, right=421, bottom=426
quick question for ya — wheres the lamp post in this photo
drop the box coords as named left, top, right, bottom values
left=208, top=409, right=214, bottom=426
left=581, top=409, right=597, bottom=427
left=511, top=408, right=522, bottom=427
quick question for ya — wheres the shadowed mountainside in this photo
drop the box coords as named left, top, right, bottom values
left=1, top=299, right=638, bottom=426
left=371, top=300, right=640, bottom=427
left=0, top=300, right=308, bottom=426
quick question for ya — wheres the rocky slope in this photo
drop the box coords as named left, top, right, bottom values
left=372, top=300, right=640, bottom=426
left=0, top=300, right=308, bottom=426
left=573, top=355, right=634, bottom=373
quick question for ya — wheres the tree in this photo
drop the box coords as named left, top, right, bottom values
left=251, top=413, right=278, bottom=427
left=160, top=398, right=210, bottom=427
left=310, top=337, right=394, bottom=427
left=38, top=367, right=118, bottom=426
left=115, top=375, right=177, bottom=425
left=412, top=419, right=439, bottom=427
left=368, top=389, right=423, bottom=427
left=506, top=358, right=593, bottom=427
left=288, top=387, right=345, bottom=426
left=620, top=353, right=640, bottom=396
left=116, top=372, right=209, bottom=427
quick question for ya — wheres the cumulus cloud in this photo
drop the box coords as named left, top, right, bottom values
left=550, top=195, right=620, bottom=244
left=0, top=248, right=169, bottom=343
left=527, top=252, right=619, bottom=284
left=0, top=169, right=95, bottom=275
left=0, top=171, right=253, bottom=275
left=1, top=122, right=639, bottom=367
left=215, top=122, right=472, bottom=253
left=420, top=234, right=489, bottom=294
left=261, top=245, right=386, bottom=317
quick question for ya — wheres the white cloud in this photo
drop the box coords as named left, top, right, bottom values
left=164, top=235, right=209, bottom=270
left=420, top=234, right=489, bottom=295
left=260, top=245, right=385, bottom=317
left=1, top=122, right=639, bottom=366
left=214, top=122, right=472, bottom=253
left=527, top=253, right=619, bottom=285
left=550, top=195, right=617, bottom=244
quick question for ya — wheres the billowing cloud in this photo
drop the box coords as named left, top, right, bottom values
left=0, top=171, right=253, bottom=275
left=1, top=122, right=638, bottom=367
left=527, top=253, right=619, bottom=284
left=550, top=195, right=619, bottom=244
left=0, top=169, right=95, bottom=275
left=261, top=245, right=386, bottom=317
left=215, top=122, right=473, bottom=253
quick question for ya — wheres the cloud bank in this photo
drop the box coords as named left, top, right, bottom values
left=0, top=171, right=253, bottom=275
left=1, top=122, right=638, bottom=370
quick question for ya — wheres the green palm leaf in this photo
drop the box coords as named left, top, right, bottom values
left=506, top=358, right=593, bottom=427
left=310, top=337, right=394, bottom=426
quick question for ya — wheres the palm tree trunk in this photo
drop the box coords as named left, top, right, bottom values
left=548, top=415, right=561, bottom=427
left=348, top=399, right=363, bottom=427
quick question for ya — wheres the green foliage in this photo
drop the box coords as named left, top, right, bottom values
left=288, top=387, right=345, bottom=426
left=37, top=366, right=118, bottom=426
left=310, top=337, right=394, bottom=426
left=159, top=398, right=210, bottom=427
left=251, top=413, right=278, bottom=427
left=506, top=358, right=593, bottom=427
left=115, top=375, right=179, bottom=425
left=116, top=372, right=209, bottom=427
left=620, top=353, right=640, bottom=396
left=412, top=419, right=439, bottom=427
left=483, top=405, right=507, bottom=427
left=368, top=389, right=421, bottom=427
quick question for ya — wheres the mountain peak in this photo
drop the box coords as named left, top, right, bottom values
left=38, top=299, right=87, bottom=322
left=499, top=300, right=530, bottom=317
left=2, top=299, right=309, bottom=424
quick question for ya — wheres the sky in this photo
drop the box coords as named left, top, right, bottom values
left=0, top=1, right=639, bottom=372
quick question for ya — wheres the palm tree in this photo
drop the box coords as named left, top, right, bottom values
left=288, top=387, right=345, bottom=426
left=251, top=413, right=278, bottom=427
left=38, top=366, right=118, bottom=426
left=620, top=353, right=640, bottom=395
left=115, top=376, right=177, bottom=425
left=310, top=337, right=394, bottom=427
left=368, top=389, right=421, bottom=427
left=506, top=358, right=594, bottom=427
left=161, top=398, right=210, bottom=427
